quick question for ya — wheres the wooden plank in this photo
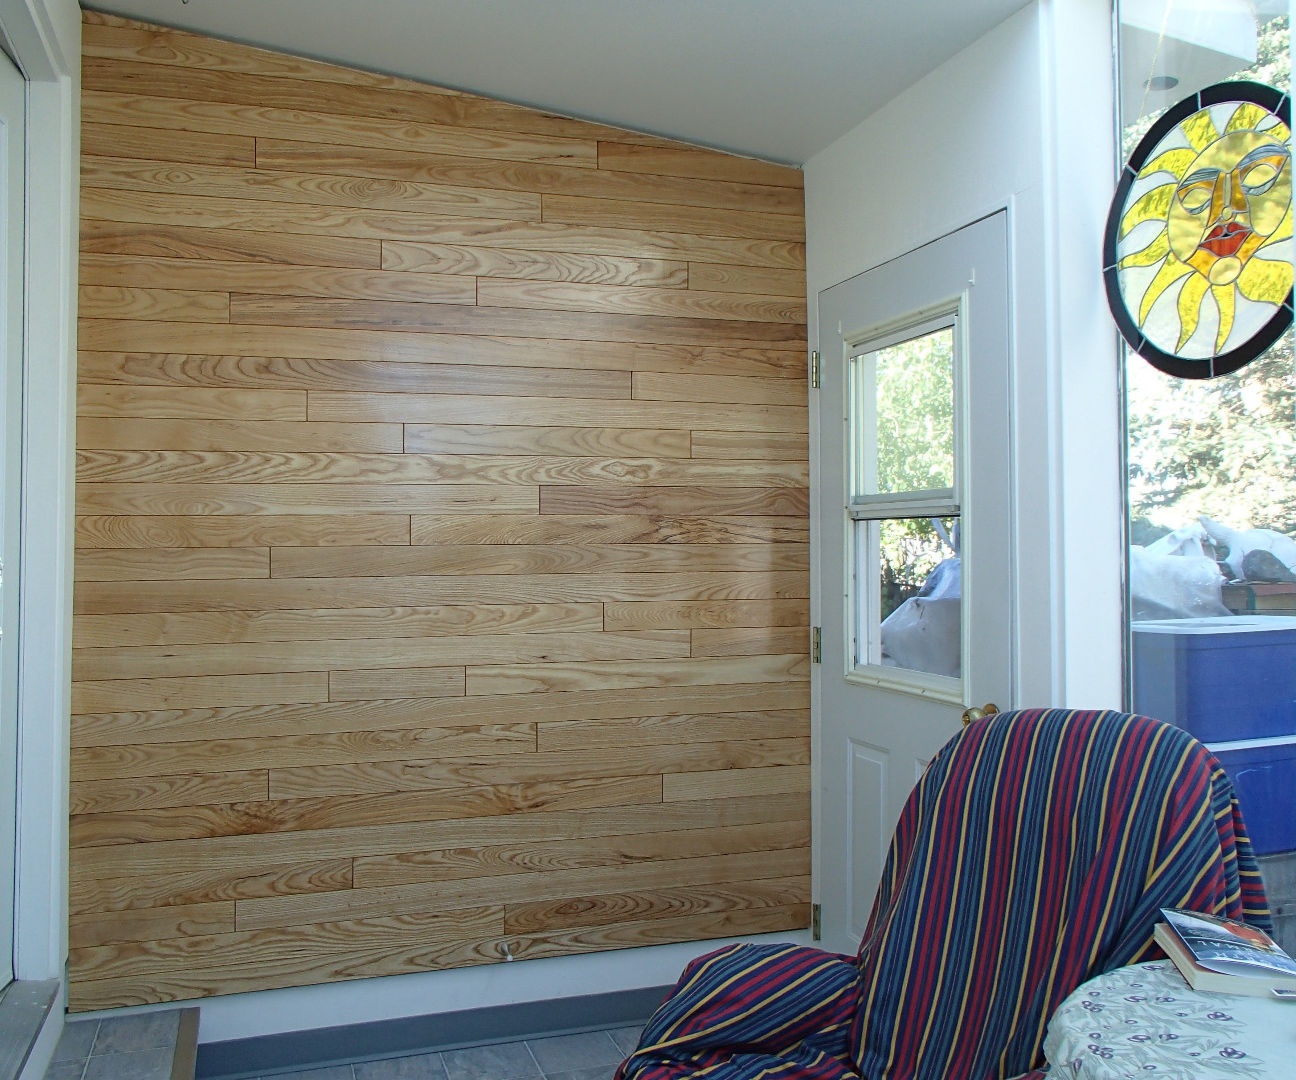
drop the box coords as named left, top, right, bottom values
left=326, top=667, right=466, bottom=703
left=68, top=793, right=810, bottom=877
left=466, top=653, right=809, bottom=697
left=75, top=484, right=540, bottom=517
left=542, top=194, right=804, bottom=242
left=70, top=725, right=536, bottom=780
left=74, top=571, right=810, bottom=616
left=538, top=485, right=809, bottom=517
left=664, top=764, right=811, bottom=802
left=68, top=904, right=506, bottom=984
left=634, top=370, right=807, bottom=407
left=409, top=514, right=807, bottom=546
left=77, top=385, right=307, bottom=421
left=536, top=709, right=809, bottom=752
left=80, top=20, right=472, bottom=95
left=69, top=858, right=356, bottom=916
left=604, top=599, right=810, bottom=631
left=307, top=393, right=807, bottom=433
left=478, top=279, right=804, bottom=324
left=83, top=187, right=807, bottom=269
left=692, top=626, right=811, bottom=657
left=73, top=603, right=603, bottom=648
left=403, top=424, right=691, bottom=458
left=71, top=672, right=330, bottom=714
left=80, top=219, right=382, bottom=268
left=80, top=252, right=478, bottom=305
left=82, top=121, right=255, bottom=167
left=691, top=430, right=808, bottom=460
left=79, top=58, right=627, bottom=146
left=78, top=355, right=633, bottom=398
left=83, top=157, right=543, bottom=221
left=81, top=85, right=601, bottom=169
left=76, top=418, right=404, bottom=453
left=382, top=240, right=686, bottom=287
left=354, top=818, right=808, bottom=889
left=688, top=262, right=805, bottom=297
left=75, top=318, right=802, bottom=382
left=70, top=770, right=269, bottom=815
left=504, top=875, right=809, bottom=934
left=70, top=775, right=661, bottom=847
left=72, top=547, right=269, bottom=582
left=255, top=139, right=803, bottom=216
left=234, top=847, right=803, bottom=933
left=270, top=544, right=807, bottom=579
left=269, top=737, right=808, bottom=801
left=74, top=514, right=411, bottom=549
left=69, top=684, right=810, bottom=748
left=68, top=902, right=236, bottom=950
left=72, top=630, right=690, bottom=681
left=78, top=285, right=229, bottom=324
left=229, top=294, right=805, bottom=350
left=597, top=142, right=802, bottom=188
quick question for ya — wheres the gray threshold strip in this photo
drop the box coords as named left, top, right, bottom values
left=0, top=981, right=58, bottom=1080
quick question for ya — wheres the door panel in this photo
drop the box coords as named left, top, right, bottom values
left=816, top=213, right=1013, bottom=955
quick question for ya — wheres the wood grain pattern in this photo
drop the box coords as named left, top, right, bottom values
left=73, top=13, right=808, bottom=1009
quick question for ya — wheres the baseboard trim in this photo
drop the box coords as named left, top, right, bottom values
left=195, top=984, right=672, bottom=1079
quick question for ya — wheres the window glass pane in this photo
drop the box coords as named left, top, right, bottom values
left=1120, top=2, right=1296, bottom=884
left=855, top=515, right=960, bottom=678
left=851, top=326, right=955, bottom=499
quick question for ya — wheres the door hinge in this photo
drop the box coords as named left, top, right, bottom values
left=811, top=903, right=822, bottom=940
left=810, top=626, right=822, bottom=664
left=810, top=350, right=821, bottom=389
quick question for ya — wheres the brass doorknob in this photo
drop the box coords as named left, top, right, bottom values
left=961, top=703, right=1000, bottom=726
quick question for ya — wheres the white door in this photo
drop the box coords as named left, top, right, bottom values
left=815, top=213, right=1014, bottom=955
left=0, top=47, right=24, bottom=989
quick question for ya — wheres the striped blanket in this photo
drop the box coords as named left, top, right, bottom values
left=616, top=709, right=1270, bottom=1080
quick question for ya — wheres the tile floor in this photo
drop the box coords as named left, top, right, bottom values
left=44, top=1016, right=642, bottom=1080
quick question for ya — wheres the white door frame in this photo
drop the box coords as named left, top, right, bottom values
left=0, top=0, right=78, bottom=988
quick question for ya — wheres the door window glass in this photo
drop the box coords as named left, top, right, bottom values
left=848, top=320, right=961, bottom=680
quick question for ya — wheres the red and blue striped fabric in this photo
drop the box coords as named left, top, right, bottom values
left=615, top=709, right=1270, bottom=1080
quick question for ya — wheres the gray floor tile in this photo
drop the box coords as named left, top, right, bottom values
left=92, top=1011, right=180, bottom=1054
left=42, top=1063, right=86, bottom=1080
left=262, top=1068, right=354, bottom=1080
left=83, top=1047, right=174, bottom=1080
left=442, top=1041, right=540, bottom=1080
left=51, top=1020, right=99, bottom=1064
left=525, top=1033, right=622, bottom=1076
left=354, top=1053, right=447, bottom=1080
left=604, top=1027, right=643, bottom=1057
left=542, top=1069, right=617, bottom=1080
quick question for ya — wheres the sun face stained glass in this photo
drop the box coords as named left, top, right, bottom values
left=1104, top=82, right=1294, bottom=378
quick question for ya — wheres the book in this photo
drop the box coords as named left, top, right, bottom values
left=1154, top=907, right=1296, bottom=997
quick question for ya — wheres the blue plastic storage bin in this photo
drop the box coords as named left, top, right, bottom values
left=1132, top=616, right=1296, bottom=742
left=1208, top=738, right=1296, bottom=855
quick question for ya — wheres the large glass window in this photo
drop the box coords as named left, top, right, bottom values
left=1118, top=2, right=1295, bottom=888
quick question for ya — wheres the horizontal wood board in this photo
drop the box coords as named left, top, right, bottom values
left=72, top=10, right=809, bottom=1010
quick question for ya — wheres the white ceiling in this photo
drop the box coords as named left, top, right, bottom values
left=92, top=0, right=1032, bottom=165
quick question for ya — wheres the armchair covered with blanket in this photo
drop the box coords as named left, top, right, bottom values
left=615, top=708, right=1271, bottom=1080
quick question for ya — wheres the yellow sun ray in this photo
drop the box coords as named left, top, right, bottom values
left=1237, top=256, right=1294, bottom=305
left=1138, top=256, right=1195, bottom=326
left=1176, top=274, right=1210, bottom=350
left=1140, top=147, right=1197, bottom=179
left=1225, top=102, right=1269, bottom=135
left=1212, top=283, right=1237, bottom=352
left=1119, top=183, right=1174, bottom=237
left=1119, top=231, right=1171, bottom=269
left=1181, top=109, right=1221, bottom=154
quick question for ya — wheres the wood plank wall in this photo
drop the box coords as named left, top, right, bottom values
left=71, top=10, right=810, bottom=1010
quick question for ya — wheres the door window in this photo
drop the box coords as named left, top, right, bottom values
left=847, top=316, right=962, bottom=681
